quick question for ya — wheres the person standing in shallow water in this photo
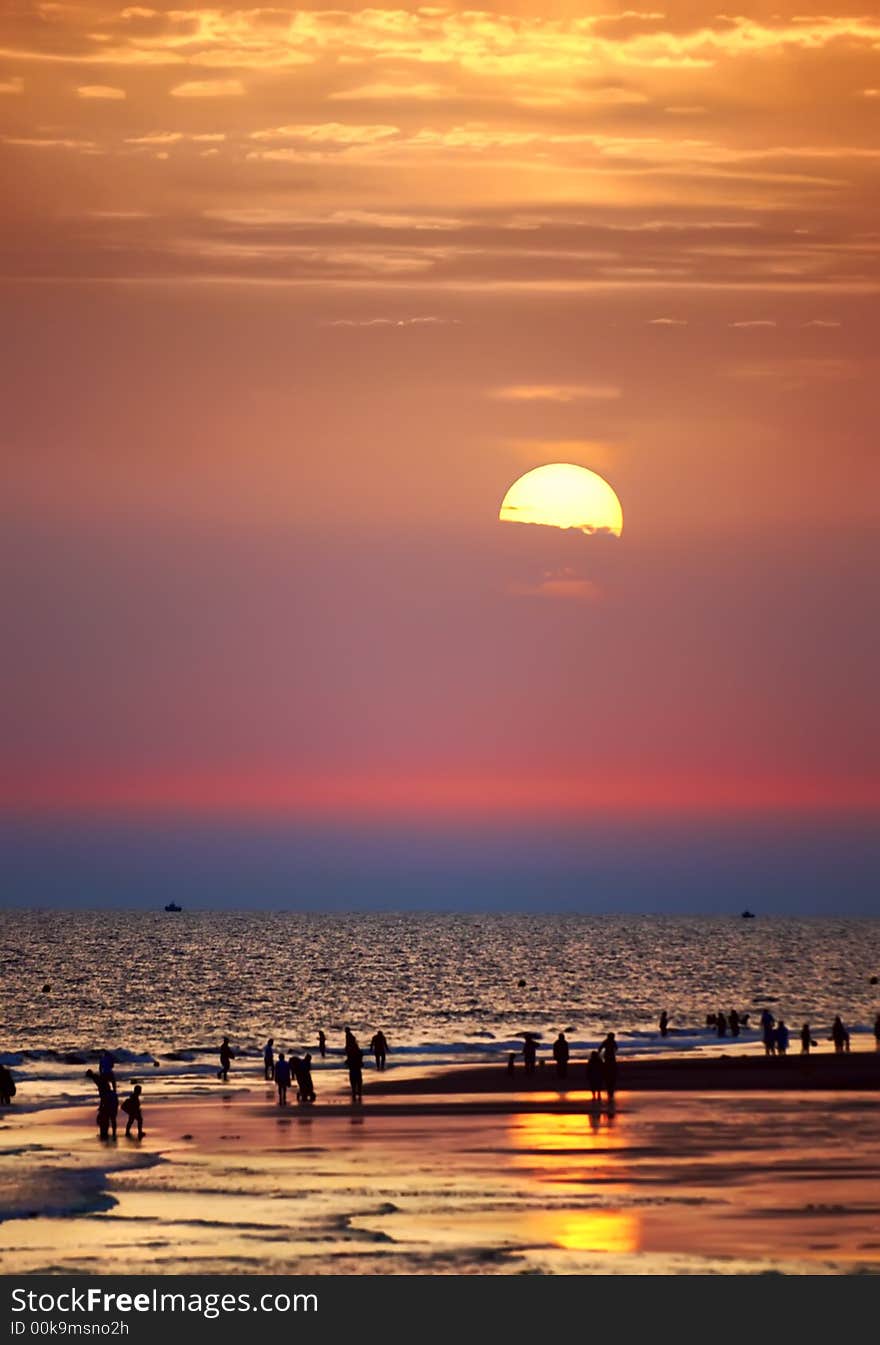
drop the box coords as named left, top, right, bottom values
left=800, top=1023, right=817, bottom=1054
left=522, top=1035, right=537, bottom=1075
left=552, top=1032, right=569, bottom=1079
left=344, top=1029, right=364, bottom=1103
left=831, top=1016, right=850, bottom=1053
left=318, top=1030, right=326, bottom=1059
left=775, top=1019, right=790, bottom=1056
left=274, top=1052, right=291, bottom=1106
left=299, top=1052, right=316, bottom=1103
left=0, top=1064, right=15, bottom=1106
left=370, top=1030, right=388, bottom=1071
left=586, top=1050, right=603, bottom=1102
left=760, top=1009, right=776, bottom=1056
left=86, top=1069, right=115, bottom=1141
left=659, top=1011, right=669, bottom=1038
left=599, top=1033, right=618, bottom=1105
left=218, top=1037, right=234, bottom=1082
left=263, top=1039, right=275, bottom=1081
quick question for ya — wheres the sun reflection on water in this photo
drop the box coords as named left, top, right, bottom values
left=509, top=1109, right=642, bottom=1253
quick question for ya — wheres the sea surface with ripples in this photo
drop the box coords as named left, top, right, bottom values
left=2, top=912, right=879, bottom=1090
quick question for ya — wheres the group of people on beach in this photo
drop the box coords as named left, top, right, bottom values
left=86, top=1051, right=144, bottom=1141
left=217, top=1027, right=390, bottom=1107
left=7, top=1002, right=879, bottom=1142
left=759, top=1010, right=856, bottom=1057
left=509, top=1030, right=620, bottom=1102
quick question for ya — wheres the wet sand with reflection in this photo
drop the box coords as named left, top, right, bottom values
left=2, top=1084, right=879, bottom=1274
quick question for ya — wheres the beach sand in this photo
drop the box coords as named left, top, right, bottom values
left=2, top=1063, right=880, bottom=1274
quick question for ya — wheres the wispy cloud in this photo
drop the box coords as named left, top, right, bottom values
left=729, top=320, right=777, bottom=328
left=324, top=316, right=461, bottom=328
left=491, top=384, right=622, bottom=403
left=0, top=75, right=23, bottom=94
left=509, top=571, right=602, bottom=602
left=76, top=85, right=125, bottom=99
left=170, top=79, right=245, bottom=99
left=648, top=316, right=688, bottom=325
left=125, top=131, right=183, bottom=145
left=329, top=82, right=449, bottom=102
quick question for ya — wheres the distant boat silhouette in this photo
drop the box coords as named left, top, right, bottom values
left=741, top=909, right=756, bottom=919
left=164, top=901, right=183, bottom=913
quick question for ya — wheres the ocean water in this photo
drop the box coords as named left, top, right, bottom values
left=2, top=912, right=879, bottom=1093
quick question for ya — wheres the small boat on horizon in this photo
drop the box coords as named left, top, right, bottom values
left=741, top=909, right=756, bottom=919
left=164, top=901, right=183, bottom=913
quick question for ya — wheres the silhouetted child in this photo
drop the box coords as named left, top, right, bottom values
left=218, top=1037, right=234, bottom=1081
left=299, top=1052, right=316, bottom=1103
left=264, top=1039, right=275, bottom=1081
left=716, top=1011, right=727, bottom=1038
left=318, top=1030, right=326, bottom=1058
left=659, top=1011, right=668, bottom=1038
left=587, top=1051, right=603, bottom=1102
left=274, top=1052, right=291, bottom=1106
left=729, top=1010, right=740, bottom=1037
left=775, top=1019, right=789, bottom=1055
left=800, top=1023, right=817, bottom=1054
left=121, top=1084, right=144, bottom=1138
left=552, top=1032, right=569, bottom=1078
left=522, top=1035, right=537, bottom=1075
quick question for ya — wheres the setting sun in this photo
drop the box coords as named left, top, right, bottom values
left=499, top=464, right=624, bottom=536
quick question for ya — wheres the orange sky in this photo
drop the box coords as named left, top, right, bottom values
left=1, top=1, right=879, bottom=844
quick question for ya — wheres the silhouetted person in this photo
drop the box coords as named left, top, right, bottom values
left=659, top=1011, right=669, bottom=1038
left=800, top=1023, right=817, bottom=1054
left=831, top=1016, right=849, bottom=1054
left=318, top=1030, right=326, bottom=1059
left=0, top=1064, right=15, bottom=1106
left=299, top=1052, right=316, bottom=1103
left=347, top=1041, right=364, bottom=1103
left=86, top=1069, right=115, bottom=1140
left=775, top=1019, right=789, bottom=1056
left=729, top=1010, right=740, bottom=1038
left=507, top=1052, right=516, bottom=1076
left=586, top=1051, right=603, bottom=1102
left=121, top=1084, right=143, bottom=1138
left=599, top=1033, right=618, bottom=1105
left=264, top=1039, right=275, bottom=1081
left=716, top=1011, right=727, bottom=1038
left=370, top=1030, right=388, bottom=1071
left=874, top=1014, right=880, bottom=1051
left=552, top=1032, right=569, bottom=1079
left=522, top=1035, right=537, bottom=1075
left=218, top=1037, right=234, bottom=1081
left=760, top=1009, right=776, bottom=1056
left=274, top=1052, right=291, bottom=1105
